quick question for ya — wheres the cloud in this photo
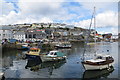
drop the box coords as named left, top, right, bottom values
left=1, top=0, right=81, bottom=25
left=0, top=11, right=19, bottom=24
left=111, top=27, right=118, bottom=35
left=98, top=27, right=118, bottom=35
left=18, top=0, right=64, bottom=16
left=80, top=2, right=118, bottom=12
left=0, top=0, right=15, bottom=16
left=96, top=11, right=118, bottom=27
left=72, top=11, right=118, bottom=28
left=74, top=0, right=119, bottom=2
left=39, top=17, right=53, bottom=23
left=0, top=0, right=118, bottom=32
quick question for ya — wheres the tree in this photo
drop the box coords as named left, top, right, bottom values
left=49, top=24, right=51, bottom=28
left=41, top=24, right=44, bottom=28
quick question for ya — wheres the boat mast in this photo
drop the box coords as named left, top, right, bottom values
left=82, top=7, right=95, bottom=62
left=94, top=7, right=97, bottom=54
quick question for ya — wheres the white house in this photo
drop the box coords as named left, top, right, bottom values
left=13, top=31, right=26, bottom=41
left=0, top=26, right=13, bottom=41
left=111, top=35, right=118, bottom=39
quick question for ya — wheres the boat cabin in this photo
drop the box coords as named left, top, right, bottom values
left=47, top=51, right=65, bottom=57
left=95, top=54, right=114, bottom=61
left=30, top=48, right=40, bottom=52
left=83, top=54, right=114, bottom=65
left=28, top=48, right=41, bottom=56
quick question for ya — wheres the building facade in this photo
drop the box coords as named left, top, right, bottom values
left=0, top=26, right=13, bottom=41
left=13, top=31, right=26, bottom=41
left=25, top=29, right=46, bottom=41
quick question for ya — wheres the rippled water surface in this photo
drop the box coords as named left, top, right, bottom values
left=1, top=42, right=119, bottom=79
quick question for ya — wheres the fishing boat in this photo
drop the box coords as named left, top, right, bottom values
left=55, top=43, right=72, bottom=49
left=81, top=7, right=114, bottom=70
left=25, top=47, right=41, bottom=59
left=41, top=50, right=66, bottom=62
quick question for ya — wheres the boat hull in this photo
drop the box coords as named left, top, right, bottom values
left=25, top=54, right=41, bottom=60
left=55, top=46, right=71, bottom=49
left=18, top=46, right=30, bottom=50
left=83, top=66, right=114, bottom=79
left=41, top=56, right=66, bottom=62
left=82, top=63, right=113, bottom=70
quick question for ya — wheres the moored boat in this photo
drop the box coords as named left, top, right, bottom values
left=81, top=7, right=114, bottom=71
left=55, top=43, right=72, bottom=49
left=18, top=43, right=30, bottom=50
left=41, top=50, right=66, bottom=62
left=87, top=42, right=96, bottom=45
left=25, top=47, right=48, bottom=60
left=81, top=54, right=114, bottom=70
left=25, top=47, right=41, bottom=59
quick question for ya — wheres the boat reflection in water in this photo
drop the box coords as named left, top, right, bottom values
left=25, top=57, right=66, bottom=74
left=25, top=57, right=42, bottom=71
left=82, top=66, right=114, bottom=79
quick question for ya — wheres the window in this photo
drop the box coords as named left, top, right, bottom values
left=3, top=34, right=5, bottom=37
left=33, top=34, right=36, bottom=38
left=97, top=56, right=102, bottom=59
left=54, top=52, right=57, bottom=55
left=50, top=52, right=54, bottom=55
left=25, top=34, right=27, bottom=38
left=3, top=30, right=5, bottom=32
left=29, top=34, right=32, bottom=38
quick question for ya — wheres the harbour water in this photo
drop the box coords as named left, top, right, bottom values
left=1, top=42, right=119, bottom=79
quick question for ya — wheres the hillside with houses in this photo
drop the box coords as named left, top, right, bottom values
left=0, top=23, right=118, bottom=44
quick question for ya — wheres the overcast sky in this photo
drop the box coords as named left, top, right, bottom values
left=0, top=0, right=119, bottom=35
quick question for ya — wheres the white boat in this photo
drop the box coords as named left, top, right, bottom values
left=82, top=54, right=114, bottom=70
left=55, top=43, right=72, bottom=49
left=41, top=50, right=66, bottom=62
left=81, top=7, right=114, bottom=70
